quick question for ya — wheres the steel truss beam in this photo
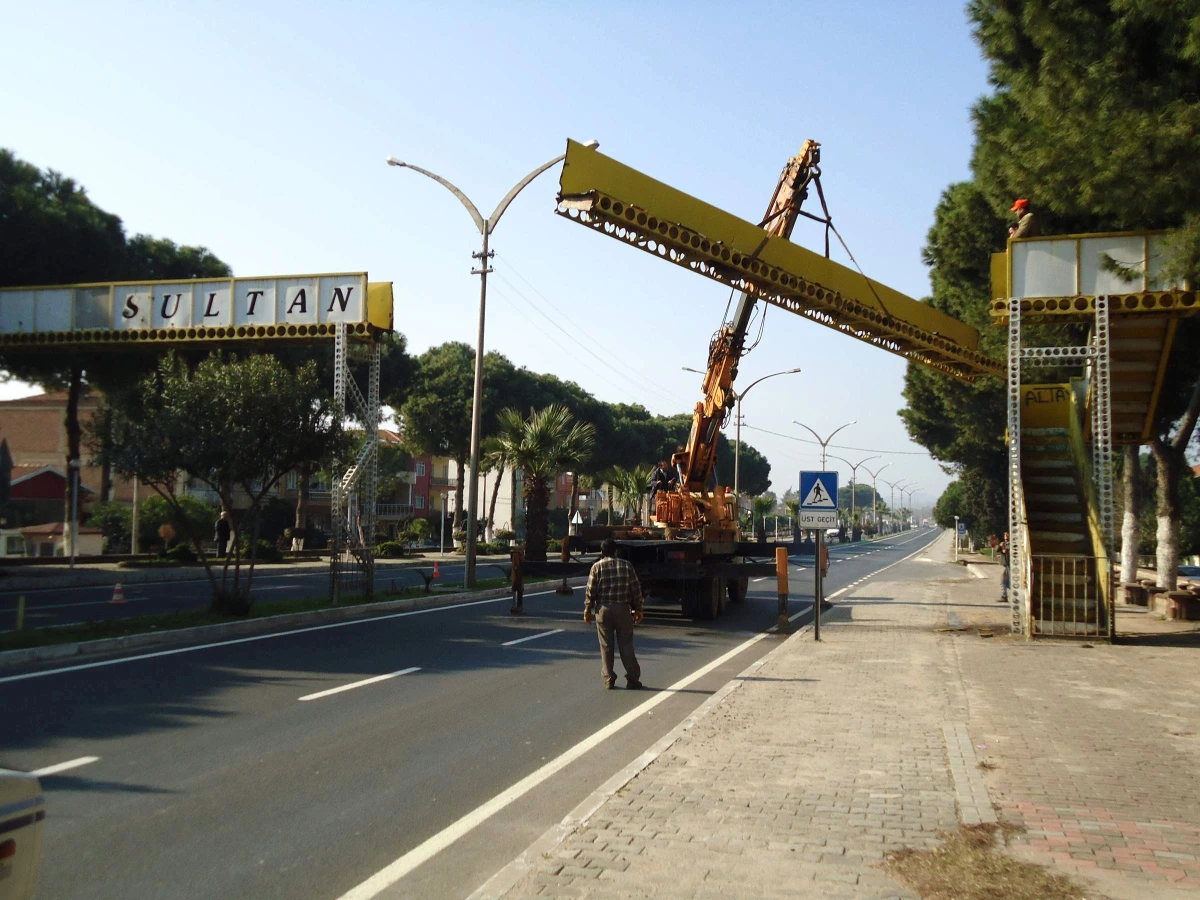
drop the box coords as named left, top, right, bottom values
left=329, top=323, right=381, bottom=604
left=555, top=141, right=1001, bottom=383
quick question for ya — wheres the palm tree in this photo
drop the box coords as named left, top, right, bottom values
left=752, top=495, right=775, bottom=541
left=609, top=463, right=654, bottom=523
left=482, top=410, right=522, bottom=540
left=489, top=404, right=596, bottom=561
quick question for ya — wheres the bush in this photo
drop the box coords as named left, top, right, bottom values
left=255, top=497, right=295, bottom=544
left=494, top=528, right=515, bottom=542
left=375, top=541, right=406, bottom=558
left=87, top=501, right=133, bottom=553
left=162, top=543, right=197, bottom=563
left=240, top=537, right=283, bottom=563
left=137, top=495, right=219, bottom=552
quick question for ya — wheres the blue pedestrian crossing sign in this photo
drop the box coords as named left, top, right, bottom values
left=799, top=470, right=839, bottom=527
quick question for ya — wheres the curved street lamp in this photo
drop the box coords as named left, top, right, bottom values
left=386, top=141, right=598, bottom=586
left=884, top=478, right=912, bottom=534
left=863, top=462, right=892, bottom=528
left=829, top=454, right=879, bottom=537
left=683, top=365, right=801, bottom=514
left=792, top=420, right=856, bottom=471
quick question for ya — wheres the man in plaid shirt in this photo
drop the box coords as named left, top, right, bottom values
left=584, top=538, right=644, bottom=690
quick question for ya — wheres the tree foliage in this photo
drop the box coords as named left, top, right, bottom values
left=90, top=352, right=344, bottom=612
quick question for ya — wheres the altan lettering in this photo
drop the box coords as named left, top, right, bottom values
left=203, top=292, right=221, bottom=317
left=287, top=289, right=308, bottom=314
left=1024, top=387, right=1069, bottom=406
left=327, top=286, right=353, bottom=313
left=122, top=294, right=140, bottom=319
left=246, top=290, right=265, bottom=316
left=160, top=293, right=182, bottom=319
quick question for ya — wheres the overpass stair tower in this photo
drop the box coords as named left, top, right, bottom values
left=992, top=233, right=1199, bottom=637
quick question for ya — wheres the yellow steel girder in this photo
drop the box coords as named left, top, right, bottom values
left=556, top=140, right=1001, bottom=382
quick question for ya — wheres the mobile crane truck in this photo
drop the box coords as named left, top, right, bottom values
left=521, top=138, right=995, bottom=619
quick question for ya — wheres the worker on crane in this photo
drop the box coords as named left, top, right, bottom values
left=649, top=459, right=677, bottom=501
left=1009, top=198, right=1040, bottom=239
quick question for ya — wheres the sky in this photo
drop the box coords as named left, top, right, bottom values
left=1, top=0, right=992, bottom=516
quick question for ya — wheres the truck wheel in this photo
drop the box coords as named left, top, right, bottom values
left=727, top=576, right=748, bottom=605
left=696, top=577, right=720, bottom=620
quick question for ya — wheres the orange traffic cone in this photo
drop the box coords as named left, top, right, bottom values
left=110, top=583, right=127, bottom=605
left=432, top=561, right=440, bottom=579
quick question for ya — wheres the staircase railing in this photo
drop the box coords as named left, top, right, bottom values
left=1067, top=380, right=1113, bottom=637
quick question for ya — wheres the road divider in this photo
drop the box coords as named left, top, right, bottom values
left=299, top=668, right=420, bottom=702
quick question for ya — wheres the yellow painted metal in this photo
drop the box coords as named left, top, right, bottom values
left=367, top=281, right=395, bottom=331
left=989, top=229, right=1198, bottom=323
left=1142, top=314, right=1179, bottom=442
left=556, top=140, right=1001, bottom=382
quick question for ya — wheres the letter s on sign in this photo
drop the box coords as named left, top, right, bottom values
left=122, top=294, right=140, bottom=319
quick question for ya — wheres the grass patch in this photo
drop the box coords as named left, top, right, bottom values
left=1, top=575, right=549, bottom=653
left=883, top=824, right=1107, bottom=900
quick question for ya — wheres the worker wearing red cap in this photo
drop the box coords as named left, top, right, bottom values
left=1009, top=198, right=1039, bottom=239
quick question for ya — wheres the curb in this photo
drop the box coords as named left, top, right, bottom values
left=0, top=576, right=587, bottom=673
left=0, top=555, right=517, bottom=592
left=467, top=619, right=813, bottom=900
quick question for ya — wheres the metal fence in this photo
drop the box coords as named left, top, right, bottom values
left=1030, top=554, right=1109, bottom=637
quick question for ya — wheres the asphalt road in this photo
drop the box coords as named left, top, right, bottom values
left=0, top=561, right=509, bottom=631
left=1, top=528, right=941, bottom=900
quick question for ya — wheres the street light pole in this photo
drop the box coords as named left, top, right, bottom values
left=683, top=365, right=800, bottom=519
left=829, top=455, right=879, bottom=541
left=792, top=420, right=856, bottom=471
left=885, top=479, right=911, bottom=534
left=387, top=141, right=598, bottom=587
left=863, top=463, right=892, bottom=530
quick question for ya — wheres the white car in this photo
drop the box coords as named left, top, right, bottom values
left=0, top=769, right=44, bottom=900
left=825, top=528, right=840, bottom=540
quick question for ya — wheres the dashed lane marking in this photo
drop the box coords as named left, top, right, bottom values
left=31, top=756, right=99, bottom=777
left=298, top=667, right=420, bottom=702
left=502, top=629, right=563, bottom=647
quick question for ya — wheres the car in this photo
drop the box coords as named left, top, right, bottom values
left=0, top=768, right=45, bottom=900
left=825, top=528, right=840, bottom=540
left=1180, top=565, right=1200, bottom=578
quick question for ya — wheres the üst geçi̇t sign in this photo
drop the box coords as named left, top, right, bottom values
left=0, top=272, right=393, bottom=348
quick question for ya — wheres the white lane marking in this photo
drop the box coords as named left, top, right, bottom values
left=752, top=577, right=769, bottom=583
left=828, top=588, right=848, bottom=599
left=31, top=755, right=99, bottom=776
left=501, top=629, right=563, bottom=647
left=299, top=667, right=419, bottom=702
left=335, top=631, right=770, bottom=900
left=0, top=588, right=564, bottom=685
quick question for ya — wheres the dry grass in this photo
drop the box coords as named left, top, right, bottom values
left=883, top=823, right=1110, bottom=900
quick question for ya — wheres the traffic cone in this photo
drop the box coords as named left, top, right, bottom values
left=432, top=561, right=440, bottom=579
left=110, top=582, right=127, bottom=605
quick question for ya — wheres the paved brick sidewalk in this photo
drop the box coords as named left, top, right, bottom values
left=484, top=533, right=997, bottom=899
left=950, top=570, right=1200, bottom=898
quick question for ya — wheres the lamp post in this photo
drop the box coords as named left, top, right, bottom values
left=386, top=141, right=598, bottom=586
left=683, top=365, right=801, bottom=518
left=953, top=514, right=960, bottom=561
left=829, top=454, right=878, bottom=541
left=863, top=463, right=891, bottom=529
left=440, top=492, right=448, bottom=556
left=904, top=486, right=920, bottom=530
left=885, top=479, right=911, bottom=534
left=792, top=420, right=855, bottom=471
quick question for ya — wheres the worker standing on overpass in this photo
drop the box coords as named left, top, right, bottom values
left=584, top=538, right=645, bottom=690
left=1009, top=198, right=1040, bottom=238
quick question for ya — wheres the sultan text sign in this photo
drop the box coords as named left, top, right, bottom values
left=0, top=273, right=391, bottom=348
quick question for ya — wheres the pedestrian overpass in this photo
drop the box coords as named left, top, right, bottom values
left=554, top=139, right=1198, bottom=638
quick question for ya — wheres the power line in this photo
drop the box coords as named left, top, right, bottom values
left=493, top=253, right=692, bottom=406
left=489, top=270, right=685, bottom=408
left=740, top=423, right=934, bottom=457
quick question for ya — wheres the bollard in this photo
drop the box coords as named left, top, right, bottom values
left=510, top=548, right=526, bottom=614
left=814, top=531, right=823, bottom=641
left=16, top=595, right=25, bottom=631
left=555, top=539, right=573, bottom=596
left=775, top=548, right=789, bottom=630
